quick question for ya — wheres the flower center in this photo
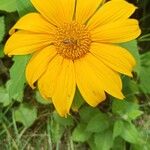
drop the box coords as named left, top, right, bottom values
left=54, top=22, right=91, bottom=60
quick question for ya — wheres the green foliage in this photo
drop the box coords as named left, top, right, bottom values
left=0, top=86, right=10, bottom=106
left=35, top=91, right=51, bottom=105
left=120, top=121, right=142, bottom=144
left=120, top=40, right=141, bottom=75
left=86, top=112, right=110, bottom=133
left=16, top=0, right=35, bottom=17
left=113, top=120, right=143, bottom=144
left=53, top=111, right=74, bottom=127
left=72, top=123, right=92, bottom=142
left=7, top=55, right=31, bottom=102
left=112, top=138, right=126, bottom=150
left=0, top=44, right=4, bottom=58
left=139, top=52, right=150, bottom=93
left=0, top=16, right=5, bottom=42
left=0, top=0, right=17, bottom=12
left=94, top=129, right=113, bottom=150
left=112, top=100, right=143, bottom=120
left=79, top=106, right=100, bottom=122
left=14, top=103, right=37, bottom=127
left=72, top=88, right=84, bottom=111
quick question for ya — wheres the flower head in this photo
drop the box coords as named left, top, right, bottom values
left=4, top=0, right=141, bottom=117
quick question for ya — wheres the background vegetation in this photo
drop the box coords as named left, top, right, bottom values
left=0, top=0, right=150, bottom=149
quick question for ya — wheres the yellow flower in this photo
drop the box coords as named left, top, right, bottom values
left=4, top=0, right=141, bottom=117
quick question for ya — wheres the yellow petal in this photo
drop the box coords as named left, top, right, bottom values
left=87, top=0, right=136, bottom=30
left=91, top=19, right=141, bottom=43
left=52, top=59, right=76, bottom=117
left=75, top=0, right=102, bottom=24
left=38, top=55, right=63, bottom=99
left=4, top=31, right=52, bottom=56
left=90, top=43, right=136, bottom=76
left=75, top=57, right=107, bottom=107
left=75, top=54, right=124, bottom=100
left=31, top=0, right=75, bottom=26
left=10, top=13, right=56, bottom=35
left=26, top=46, right=56, bottom=89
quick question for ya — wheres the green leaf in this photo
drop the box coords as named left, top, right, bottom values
left=112, top=138, right=126, bottom=150
left=3, top=12, right=18, bottom=36
left=112, top=100, right=143, bottom=120
left=120, top=122, right=142, bottom=144
left=48, top=117, right=65, bottom=143
left=53, top=111, right=74, bottom=127
left=141, top=52, right=150, bottom=66
left=113, top=120, right=124, bottom=139
left=121, top=121, right=143, bottom=144
left=120, top=40, right=141, bottom=75
left=139, top=66, right=150, bottom=94
left=72, top=89, right=84, bottom=111
left=0, top=86, right=11, bottom=107
left=8, top=55, right=30, bottom=101
left=0, top=44, right=4, bottom=58
left=94, top=129, right=113, bottom=150
left=35, top=91, right=51, bottom=105
left=127, top=110, right=143, bottom=120
left=0, top=16, right=5, bottom=43
left=14, top=103, right=37, bottom=127
left=88, top=136, right=98, bottom=150
left=0, top=0, right=17, bottom=12
left=16, top=0, right=35, bottom=16
left=86, top=112, right=110, bottom=133
left=131, top=145, right=150, bottom=150
left=122, top=77, right=139, bottom=100
left=113, top=120, right=143, bottom=144
left=79, top=106, right=100, bottom=123
left=72, top=123, right=92, bottom=142
left=139, top=52, right=150, bottom=94
left=131, top=140, right=150, bottom=150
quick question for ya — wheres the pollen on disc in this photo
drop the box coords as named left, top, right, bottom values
left=54, top=22, right=92, bottom=60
